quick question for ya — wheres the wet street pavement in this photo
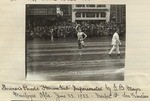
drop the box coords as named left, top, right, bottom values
left=26, top=37, right=125, bottom=81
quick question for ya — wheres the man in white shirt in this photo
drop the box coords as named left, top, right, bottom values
left=109, top=29, right=121, bottom=56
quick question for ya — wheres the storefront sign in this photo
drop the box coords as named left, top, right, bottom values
left=27, top=5, right=56, bottom=15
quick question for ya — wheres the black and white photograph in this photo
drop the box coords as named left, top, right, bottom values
left=26, top=4, right=126, bottom=81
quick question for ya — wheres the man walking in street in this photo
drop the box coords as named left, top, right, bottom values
left=109, top=29, right=121, bottom=57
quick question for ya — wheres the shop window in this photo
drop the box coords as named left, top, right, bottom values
left=96, top=13, right=99, bottom=17
left=86, top=5, right=95, bottom=7
left=82, top=13, right=86, bottom=17
left=86, top=12, right=95, bottom=17
left=76, top=12, right=81, bottom=17
left=101, top=12, right=106, bottom=17
left=76, top=5, right=85, bottom=7
left=97, top=5, right=106, bottom=7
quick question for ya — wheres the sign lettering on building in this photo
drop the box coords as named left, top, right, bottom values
left=27, top=6, right=56, bottom=15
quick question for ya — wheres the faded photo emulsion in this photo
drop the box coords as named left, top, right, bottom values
left=26, top=4, right=126, bottom=81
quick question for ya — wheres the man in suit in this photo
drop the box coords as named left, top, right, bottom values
left=109, top=29, right=121, bottom=56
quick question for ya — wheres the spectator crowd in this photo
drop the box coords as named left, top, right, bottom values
left=26, top=21, right=125, bottom=40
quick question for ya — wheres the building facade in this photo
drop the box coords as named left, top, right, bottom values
left=110, top=5, right=126, bottom=23
left=72, top=4, right=110, bottom=23
left=26, top=5, right=72, bottom=27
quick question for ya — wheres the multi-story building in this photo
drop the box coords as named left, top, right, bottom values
left=26, top=4, right=125, bottom=26
left=26, top=5, right=72, bottom=26
left=110, top=5, right=126, bottom=23
left=72, top=4, right=110, bottom=23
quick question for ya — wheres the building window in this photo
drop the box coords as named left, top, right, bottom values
left=101, top=12, right=106, bottom=17
left=76, top=12, right=81, bottom=17
left=96, top=13, right=99, bottom=17
left=97, top=5, right=106, bottom=7
left=82, top=13, right=86, bottom=17
left=86, top=12, right=95, bottom=17
left=76, top=5, right=85, bottom=7
left=86, top=4, right=95, bottom=7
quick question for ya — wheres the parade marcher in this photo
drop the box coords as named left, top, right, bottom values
left=76, top=28, right=87, bottom=55
left=109, top=29, right=121, bottom=57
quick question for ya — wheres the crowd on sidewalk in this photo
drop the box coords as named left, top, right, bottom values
left=26, top=21, right=125, bottom=40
